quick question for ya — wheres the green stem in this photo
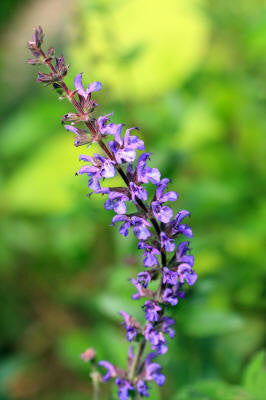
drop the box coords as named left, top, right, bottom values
left=93, top=379, right=100, bottom=400
left=129, top=339, right=146, bottom=381
left=90, top=367, right=101, bottom=400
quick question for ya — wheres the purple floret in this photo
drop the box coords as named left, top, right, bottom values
left=163, top=267, right=178, bottom=286
left=64, top=125, right=91, bottom=147
left=120, top=311, right=140, bottom=342
left=177, top=263, right=198, bottom=286
left=176, top=241, right=194, bottom=266
left=138, top=241, right=160, bottom=267
left=137, top=271, right=151, bottom=288
left=103, top=188, right=130, bottom=214
left=144, top=323, right=168, bottom=354
left=98, top=360, right=116, bottom=382
left=161, top=316, right=176, bottom=339
left=142, top=353, right=166, bottom=386
left=150, top=178, right=178, bottom=224
left=77, top=153, right=115, bottom=192
left=112, top=215, right=151, bottom=240
left=115, top=378, right=134, bottom=400
left=143, top=300, right=162, bottom=322
left=137, top=153, right=161, bottom=184
left=74, top=73, right=102, bottom=98
left=162, top=288, right=178, bottom=306
left=137, top=380, right=149, bottom=397
left=160, top=232, right=175, bottom=252
left=170, top=210, right=193, bottom=238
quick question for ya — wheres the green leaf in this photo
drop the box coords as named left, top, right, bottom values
left=243, top=350, right=266, bottom=400
left=172, top=380, right=256, bottom=400
left=181, top=306, right=244, bottom=337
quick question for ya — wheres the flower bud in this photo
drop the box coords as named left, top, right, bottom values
left=81, top=348, right=96, bottom=362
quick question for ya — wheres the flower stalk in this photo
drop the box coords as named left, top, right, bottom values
left=27, top=26, right=197, bottom=399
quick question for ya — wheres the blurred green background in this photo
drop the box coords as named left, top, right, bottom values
left=0, top=0, right=265, bottom=399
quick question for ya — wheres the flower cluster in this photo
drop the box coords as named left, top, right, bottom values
left=27, top=27, right=197, bottom=400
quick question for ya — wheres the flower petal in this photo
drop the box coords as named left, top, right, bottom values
left=87, top=81, right=102, bottom=94
left=74, top=73, right=84, bottom=95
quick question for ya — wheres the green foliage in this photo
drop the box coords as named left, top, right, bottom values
left=172, top=380, right=255, bottom=400
left=173, top=351, right=266, bottom=400
left=243, top=351, right=266, bottom=400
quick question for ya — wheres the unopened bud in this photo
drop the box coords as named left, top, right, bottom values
left=81, top=348, right=96, bottom=362
left=33, top=26, right=44, bottom=48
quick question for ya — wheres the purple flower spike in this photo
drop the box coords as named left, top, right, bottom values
left=163, top=267, right=178, bottom=286
left=98, top=360, right=117, bottom=381
left=177, top=263, right=198, bottom=286
left=143, top=300, right=162, bottom=322
left=115, top=378, right=134, bottom=400
left=26, top=29, right=197, bottom=397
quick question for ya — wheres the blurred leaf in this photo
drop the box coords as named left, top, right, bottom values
left=95, top=292, right=137, bottom=321
left=214, top=320, right=265, bottom=382
left=243, top=351, right=266, bottom=400
left=71, top=0, right=208, bottom=99
left=181, top=306, right=244, bottom=337
left=172, top=380, right=256, bottom=400
left=55, top=329, right=92, bottom=375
